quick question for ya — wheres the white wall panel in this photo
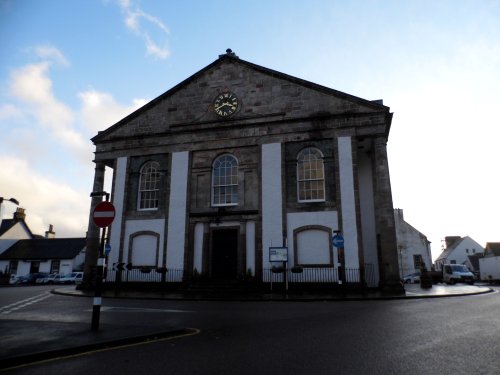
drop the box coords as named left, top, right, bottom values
left=109, top=156, right=127, bottom=265
left=166, top=151, right=189, bottom=269
left=262, top=143, right=283, bottom=268
left=338, top=137, right=360, bottom=269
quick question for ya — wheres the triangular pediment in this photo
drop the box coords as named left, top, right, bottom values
left=92, top=52, right=390, bottom=143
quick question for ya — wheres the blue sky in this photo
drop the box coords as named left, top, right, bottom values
left=1, top=0, right=499, bottom=260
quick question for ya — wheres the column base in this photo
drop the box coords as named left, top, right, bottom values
left=379, top=279, right=405, bottom=295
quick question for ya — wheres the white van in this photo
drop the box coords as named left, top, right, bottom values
left=443, top=264, right=475, bottom=285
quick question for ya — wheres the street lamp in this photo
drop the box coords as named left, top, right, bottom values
left=0, top=197, right=20, bottom=220
left=0, top=197, right=20, bottom=206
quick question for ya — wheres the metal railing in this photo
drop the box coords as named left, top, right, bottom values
left=105, top=268, right=184, bottom=283
left=103, top=264, right=376, bottom=287
left=263, top=264, right=375, bottom=286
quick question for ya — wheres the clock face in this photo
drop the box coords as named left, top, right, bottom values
left=213, top=92, right=239, bottom=117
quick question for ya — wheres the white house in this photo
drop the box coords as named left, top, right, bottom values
left=83, top=49, right=403, bottom=292
left=0, top=238, right=86, bottom=277
left=434, top=236, right=484, bottom=270
left=394, top=209, right=432, bottom=277
left=0, top=208, right=33, bottom=254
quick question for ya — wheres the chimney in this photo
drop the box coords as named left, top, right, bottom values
left=13, top=207, right=26, bottom=222
left=45, top=224, right=56, bottom=239
left=395, top=208, right=404, bottom=220
left=445, top=236, right=461, bottom=249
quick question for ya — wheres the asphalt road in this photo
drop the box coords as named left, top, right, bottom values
left=1, top=285, right=500, bottom=374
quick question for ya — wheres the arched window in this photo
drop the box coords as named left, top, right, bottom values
left=138, top=161, right=160, bottom=210
left=212, top=154, right=238, bottom=206
left=297, top=147, right=325, bottom=202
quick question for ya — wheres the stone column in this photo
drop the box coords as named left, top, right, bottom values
left=82, top=162, right=106, bottom=290
left=373, top=137, right=404, bottom=293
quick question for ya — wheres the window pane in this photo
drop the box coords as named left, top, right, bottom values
left=139, top=162, right=160, bottom=210
left=297, top=148, right=325, bottom=202
left=212, top=155, right=238, bottom=206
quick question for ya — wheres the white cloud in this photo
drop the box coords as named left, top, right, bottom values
left=117, top=0, right=170, bottom=59
left=0, top=156, right=90, bottom=237
left=8, top=61, right=91, bottom=162
left=33, top=45, right=70, bottom=67
left=0, top=103, right=24, bottom=121
left=79, top=89, right=147, bottom=134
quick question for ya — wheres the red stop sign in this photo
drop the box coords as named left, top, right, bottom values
left=92, top=201, right=116, bottom=228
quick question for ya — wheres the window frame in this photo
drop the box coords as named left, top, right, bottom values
left=413, top=254, right=423, bottom=269
left=212, top=154, right=239, bottom=207
left=138, top=161, right=161, bottom=211
left=296, top=147, right=326, bottom=203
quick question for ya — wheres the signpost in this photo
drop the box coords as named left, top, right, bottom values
left=332, top=232, right=345, bottom=285
left=90, top=193, right=115, bottom=331
left=269, top=247, right=288, bottom=291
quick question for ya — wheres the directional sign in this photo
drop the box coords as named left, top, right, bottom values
left=92, top=201, right=116, bottom=228
left=332, top=234, right=344, bottom=248
left=104, top=243, right=111, bottom=256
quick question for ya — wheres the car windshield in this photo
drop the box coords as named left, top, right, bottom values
left=451, top=265, right=469, bottom=272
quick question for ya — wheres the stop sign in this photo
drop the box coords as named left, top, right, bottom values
left=92, top=201, right=116, bottom=228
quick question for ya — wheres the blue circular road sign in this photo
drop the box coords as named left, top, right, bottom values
left=332, top=234, right=344, bottom=248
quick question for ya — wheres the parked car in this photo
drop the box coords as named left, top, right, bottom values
left=56, top=272, right=83, bottom=284
left=403, top=272, right=421, bottom=284
left=15, top=273, right=48, bottom=284
left=9, top=274, right=20, bottom=284
left=36, top=273, right=59, bottom=284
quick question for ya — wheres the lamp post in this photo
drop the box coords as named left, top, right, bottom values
left=0, top=197, right=20, bottom=220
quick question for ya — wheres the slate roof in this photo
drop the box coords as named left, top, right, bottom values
left=484, top=242, right=500, bottom=256
left=0, top=238, right=85, bottom=260
left=0, top=219, right=34, bottom=238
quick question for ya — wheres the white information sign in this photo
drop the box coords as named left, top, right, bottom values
left=269, top=247, right=288, bottom=262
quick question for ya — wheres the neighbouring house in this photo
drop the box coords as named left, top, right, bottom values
left=84, top=49, right=403, bottom=291
left=0, top=208, right=85, bottom=277
left=478, top=242, right=500, bottom=282
left=394, top=208, right=432, bottom=278
left=0, top=238, right=86, bottom=277
left=434, top=236, right=485, bottom=270
left=0, top=208, right=34, bottom=254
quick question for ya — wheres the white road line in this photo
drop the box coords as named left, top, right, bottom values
left=0, top=292, right=52, bottom=315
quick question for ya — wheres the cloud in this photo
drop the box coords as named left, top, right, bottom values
left=117, top=0, right=171, bottom=59
left=0, top=103, right=24, bottom=121
left=32, top=45, right=70, bottom=67
left=8, top=61, right=90, bottom=161
left=79, top=89, right=147, bottom=134
left=0, top=155, right=90, bottom=237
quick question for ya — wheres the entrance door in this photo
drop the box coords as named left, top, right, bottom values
left=30, top=261, right=40, bottom=274
left=212, top=229, right=238, bottom=279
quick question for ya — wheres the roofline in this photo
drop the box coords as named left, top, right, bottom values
left=91, top=53, right=391, bottom=144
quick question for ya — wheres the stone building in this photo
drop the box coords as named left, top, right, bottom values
left=394, top=208, right=432, bottom=277
left=84, top=50, right=402, bottom=291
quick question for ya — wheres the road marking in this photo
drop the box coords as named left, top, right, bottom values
left=2, top=328, right=201, bottom=371
left=84, top=306, right=194, bottom=313
left=0, top=292, right=52, bottom=315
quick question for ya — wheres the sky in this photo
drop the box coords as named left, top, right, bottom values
left=0, top=0, right=499, bottom=261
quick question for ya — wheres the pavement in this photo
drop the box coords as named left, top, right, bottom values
left=0, top=283, right=494, bottom=370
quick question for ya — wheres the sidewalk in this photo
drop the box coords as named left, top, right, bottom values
left=57, top=282, right=494, bottom=301
left=0, top=284, right=494, bottom=370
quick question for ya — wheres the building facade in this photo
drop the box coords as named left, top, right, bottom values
left=84, top=50, right=402, bottom=291
left=434, top=235, right=485, bottom=270
left=394, top=208, right=432, bottom=277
